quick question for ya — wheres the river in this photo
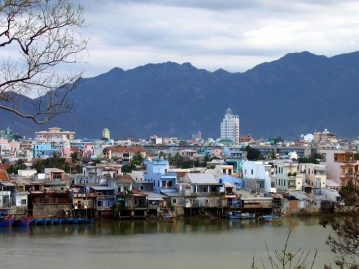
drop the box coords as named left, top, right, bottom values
left=0, top=216, right=334, bottom=269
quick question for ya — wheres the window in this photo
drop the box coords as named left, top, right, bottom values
left=21, top=199, right=26, bottom=205
left=168, top=181, right=173, bottom=188
left=251, top=169, right=253, bottom=175
left=173, top=199, right=177, bottom=204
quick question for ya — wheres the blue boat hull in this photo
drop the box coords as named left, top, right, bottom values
left=67, top=218, right=77, bottom=224
left=13, top=218, right=30, bottom=227
left=0, top=217, right=14, bottom=227
left=52, top=218, right=61, bottom=225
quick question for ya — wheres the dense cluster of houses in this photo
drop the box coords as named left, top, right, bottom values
left=0, top=126, right=357, bottom=220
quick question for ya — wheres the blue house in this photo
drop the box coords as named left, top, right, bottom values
left=144, top=158, right=177, bottom=194
left=32, top=143, right=59, bottom=158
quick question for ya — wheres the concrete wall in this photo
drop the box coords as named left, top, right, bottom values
left=33, top=203, right=72, bottom=218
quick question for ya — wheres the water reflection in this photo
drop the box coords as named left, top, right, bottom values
left=0, top=216, right=333, bottom=269
left=0, top=216, right=322, bottom=237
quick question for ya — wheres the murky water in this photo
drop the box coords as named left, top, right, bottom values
left=0, top=217, right=334, bottom=269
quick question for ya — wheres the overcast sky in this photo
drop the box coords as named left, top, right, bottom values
left=74, top=0, right=359, bottom=78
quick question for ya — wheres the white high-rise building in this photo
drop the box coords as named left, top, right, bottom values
left=220, top=108, right=240, bottom=144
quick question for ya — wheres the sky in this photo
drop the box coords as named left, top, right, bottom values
left=72, top=0, right=359, bottom=78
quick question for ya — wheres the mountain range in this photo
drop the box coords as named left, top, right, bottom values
left=1, top=51, right=359, bottom=141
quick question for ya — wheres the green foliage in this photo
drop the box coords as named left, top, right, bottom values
left=112, top=201, right=120, bottom=218
left=169, top=152, right=184, bottom=168
left=179, top=140, right=189, bottom=146
left=166, top=200, right=174, bottom=212
left=122, top=163, right=136, bottom=174
left=70, top=151, right=82, bottom=163
left=11, top=133, right=23, bottom=141
left=132, top=151, right=144, bottom=165
left=339, top=181, right=359, bottom=206
left=245, top=145, right=263, bottom=161
left=270, top=149, right=278, bottom=159
left=32, top=152, right=71, bottom=173
left=182, top=160, right=195, bottom=169
left=298, top=153, right=322, bottom=164
left=268, top=136, right=284, bottom=145
left=7, top=159, right=27, bottom=174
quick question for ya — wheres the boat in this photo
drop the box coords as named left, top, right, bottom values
left=51, top=218, right=61, bottom=225
left=77, top=217, right=88, bottom=224
left=227, top=211, right=256, bottom=219
left=60, top=218, right=69, bottom=224
left=158, top=212, right=175, bottom=222
left=260, top=215, right=282, bottom=222
left=34, top=217, right=46, bottom=225
left=87, top=217, right=94, bottom=223
left=13, top=217, right=31, bottom=227
left=67, top=217, right=78, bottom=224
left=0, top=215, right=14, bottom=228
left=35, top=217, right=53, bottom=225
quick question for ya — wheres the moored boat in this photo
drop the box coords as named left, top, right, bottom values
left=77, top=217, right=87, bottom=224
left=35, top=218, right=46, bottom=225
left=158, top=212, right=175, bottom=222
left=67, top=217, right=77, bottom=224
left=52, top=218, right=61, bottom=225
left=0, top=215, right=14, bottom=228
left=13, top=217, right=31, bottom=227
left=227, top=211, right=256, bottom=219
left=60, top=218, right=69, bottom=224
left=259, top=215, right=282, bottom=222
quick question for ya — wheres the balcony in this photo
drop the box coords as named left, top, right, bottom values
left=32, top=198, right=72, bottom=204
left=74, top=193, right=97, bottom=198
left=242, top=199, right=272, bottom=209
left=96, top=206, right=112, bottom=211
left=97, top=194, right=115, bottom=199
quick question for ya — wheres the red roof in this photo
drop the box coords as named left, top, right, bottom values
left=0, top=170, right=9, bottom=181
left=103, top=146, right=145, bottom=153
left=0, top=164, right=11, bottom=170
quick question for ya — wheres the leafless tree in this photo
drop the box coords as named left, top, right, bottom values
left=251, top=228, right=317, bottom=269
left=321, top=182, right=359, bottom=269
left=0, top=0, right=88, bottom=123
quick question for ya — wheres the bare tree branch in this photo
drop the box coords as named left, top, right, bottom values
left=0, top=0, right=88, bottom=123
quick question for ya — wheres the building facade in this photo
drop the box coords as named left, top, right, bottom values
left=35, top=127, right=75, bottom=140
left=102, top=128, right=110, bottom=140
left=220, top=108, right=240, bottom=144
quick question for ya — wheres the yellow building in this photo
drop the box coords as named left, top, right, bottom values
left=35, top=127, right=75, bottom=140
left=102, top=128, right=110, bottom=140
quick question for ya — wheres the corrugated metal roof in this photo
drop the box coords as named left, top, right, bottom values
left=1, top=182, right=15, bottom=186
left=142, top=191, right=167, bottom=200
left=186, top=173, right=219, bottom=184
left=90, top=186, right=115, bottom=190
left=163, top=192, right=183, bottom=197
